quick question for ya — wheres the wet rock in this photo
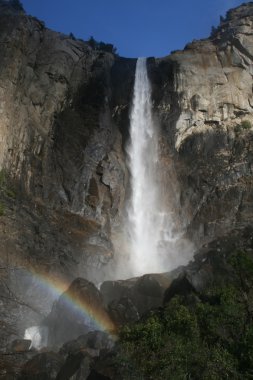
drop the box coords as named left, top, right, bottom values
left=0, top=351, right=36, bottom=380
left=164, top=227, right=253, bottom=304
left=8, top=339, right=31, bottom=353
left=45, top=278, right=115, bottom=347
left=108, top=297, right=140, bottom=326
left=88, top=350, right=117, bottom=380
left=55, top=331, right=116, bottom=379
left=19, top=352, right=64, bottom=380
left=163, top=273, right=197, bottom=303
left=56, top=331, right=115, bottom=379
left=101, top=271, right=180, bottom=324
left=60, top=336, right=89, bottom=357
left=136, top=273, right=172, bottom=297
left=74, top=356, right=91, bottom=380
left=85, top=331, right=115, bottom=351
left=100, top=278, right=138, bottom=306
left=55, top=351, right=88, bottom=380
left=60, top=331, right=115, bottom=357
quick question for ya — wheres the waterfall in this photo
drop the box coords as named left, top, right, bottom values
left=127, top=57, right=170, bottom=275
left=24, top=326, right=48, bottom=350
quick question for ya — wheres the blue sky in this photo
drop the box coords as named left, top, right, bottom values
left=21, top=0, right=245, bottom=58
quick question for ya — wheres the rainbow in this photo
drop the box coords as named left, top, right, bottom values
left=19, top=266, right=117, bottom=337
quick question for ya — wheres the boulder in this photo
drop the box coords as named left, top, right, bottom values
left=108, top=297, right=139, bottom=326
left=19, top=352, right=64, bottom=380
left=60, top=331, right=115, bottom=357
left=101, top=271, right=180, bottom=325
left=56, top=331, right=116, bottom=380
left=45, top=278, right=115, bottom=347
left=8, top=339, right=31, bottom=352
left=55, top=352, right=88, bottom=380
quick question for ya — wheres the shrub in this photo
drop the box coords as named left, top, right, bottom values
left=87, top=36, right=117, bottom=54
left=115, top=251, right=253, bottom=379
left=234, top=120, right=252, bottom=133
left=9, top=0, right=24, bottom=11
left=241, top=120, right=251, bottom=129
left=69, top=32, right=76, bottom=40
left=0, top=202, right=4, bottom=216
left=5, top=189, right=16, bottom=199
left=0, top=169, right=16, bottom=198
left=210, top=26, right=217, bottom=38
left=0, top=169, right=5, bottom=188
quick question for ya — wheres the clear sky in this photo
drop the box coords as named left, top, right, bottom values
left=21, top=0, right=245, bottom=58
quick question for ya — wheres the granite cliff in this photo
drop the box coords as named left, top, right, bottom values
left=1, top=1, right=253, bottom=378
left=150, top=3, right=253, bottom=244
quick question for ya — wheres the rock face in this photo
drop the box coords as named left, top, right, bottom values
left=0, top=2, right=129, bottom=275
left=0, top=1, right=134, bottom=345
left=150, top=3, right=253, bottom=244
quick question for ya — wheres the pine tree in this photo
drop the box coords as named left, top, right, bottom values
left=9, top=0, right=24, bottom=12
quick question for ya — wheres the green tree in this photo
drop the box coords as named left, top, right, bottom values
left=88, top=36, right=96, bottom=49
left=9, top=0, right=24, bottom=11
left=87, top=36, right=117, bottom=54
left=115, top=251, right=253, bottom=379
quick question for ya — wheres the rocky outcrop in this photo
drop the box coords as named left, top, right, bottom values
left=164, top=225, right=253, bottom=303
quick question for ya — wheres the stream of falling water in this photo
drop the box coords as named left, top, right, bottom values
left=127, top=57, right=175, bottom=275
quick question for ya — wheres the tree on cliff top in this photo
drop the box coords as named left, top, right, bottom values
left=9, top=0, right=24, bottom=11
left=87, top=36, right=117, bottom=54
left=0, top=0, right=25, bottom=12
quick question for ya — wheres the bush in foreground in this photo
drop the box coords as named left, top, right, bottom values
left=115, top=251, right=253, bottom=379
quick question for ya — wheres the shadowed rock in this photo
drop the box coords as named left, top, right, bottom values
left=19, top=352, right=64, bottom=380
left=45, top=278, right=115, bottom=347
left=101, top=271, right=181, bottom=325
left=8, top=339, right=31, bottom=353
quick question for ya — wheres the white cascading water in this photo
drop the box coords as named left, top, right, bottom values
left=24, top=326, right=48, bottom=350
left=127, top=57, right=175, bottom=275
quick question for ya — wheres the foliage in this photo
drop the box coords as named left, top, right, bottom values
left=241, top=120, right=252, bottom=130
left=69, top=32, right=76, bottom=40
left=210, top=26, right=218, bottom=38
left=115, top=250, right=253, bottom=379
left=0, top=169, right=6, bottom=188
left=9, top=0, right=24, bottom=11
left=0, top=169, right=16, bottom=199
left=0, top=202, right=4, bottom=216
left=87, top=36, right=117, bottom=54
left=235, top=120, right=252, bottom=132
left=220, top=15, right=225, bottom=23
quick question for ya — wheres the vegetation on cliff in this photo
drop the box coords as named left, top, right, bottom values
left=115, top=250, right=253, bottom=379
left=0, top=0, right=24, bottom=12
left=87, top=36, right=117, bottom=54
